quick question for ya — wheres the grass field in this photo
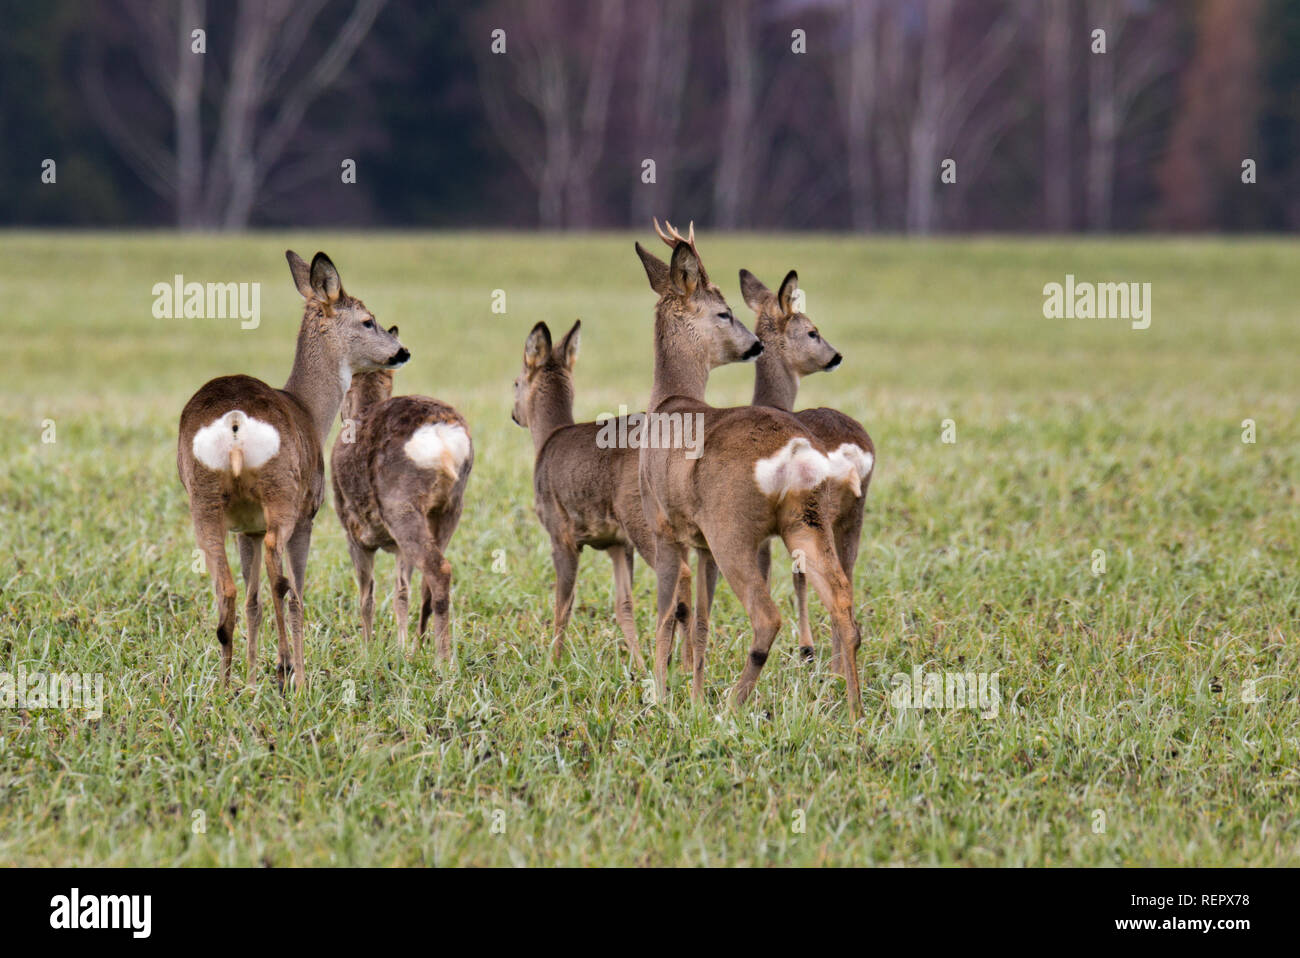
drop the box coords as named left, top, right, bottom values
left=1, top=232, right=1297, bottom=866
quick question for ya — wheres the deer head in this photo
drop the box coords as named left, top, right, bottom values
left=740, top=268, right=842, bottom=377
left=512, top=319, right=580, bottom=436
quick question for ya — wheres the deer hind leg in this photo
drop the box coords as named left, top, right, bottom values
left=284, top=520, right=312, bottom=689
left=672, top=560, right=693, bottom=671
left=261, top=526, right=293, bottom=691
left=416, top=544, right=452, bottom=660
left=346, top=537, right=377, bottom=644
left=237, top=533, right=264, bottom=684
left=688, top=549, right=718, bottom=697
left=193, top=512, right=237, bottom=687
left=783, top=524, right=862, bottom=718
left=608, top=544, right=645, bottom=671
left=707, top=536, right=783, bottom=711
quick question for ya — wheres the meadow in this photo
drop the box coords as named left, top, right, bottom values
left=1, top=232, right=1297, bottom=866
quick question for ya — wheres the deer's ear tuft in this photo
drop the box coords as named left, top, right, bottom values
left=669, top=241, right=700, bottom=296
left=636, top=242, right=670, bottom=295
left=524, top=321, right=552, bottom=370
left=309, top=252, right=342, bottom=304
left=777, top=270, right=799, bottom=316
left=557, top=319, right=581, bottom=371
left=286, top=251, right=313, bottom=299
left=739, top=269, right=771, bottom=313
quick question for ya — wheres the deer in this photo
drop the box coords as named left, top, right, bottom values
left=177, top=251, right=408, bottom=690
left=512, top=319, right=699, bottom=671
left=331, top=331, right=473, bottom=660
left=739, top=268, right=874, bottom=660
left=636, top=221, right=866, bottom=716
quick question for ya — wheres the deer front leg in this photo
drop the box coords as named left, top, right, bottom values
left=608, top=544, right=645, bottom=671
left=689, top=549, right=718, bottom=699
left=651, top=536, right=687, bottom=704
left=285, top=520, right=312, bottom=690
left=237, top=533, right=264, bottom=684
left=549, top=539, right=579, bottom=663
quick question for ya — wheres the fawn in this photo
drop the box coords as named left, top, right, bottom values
left=177, top=251, right=408, bottom=689
left=635, top=222, right=866, bottom=716
left=331, top=330, right=473, bottom=659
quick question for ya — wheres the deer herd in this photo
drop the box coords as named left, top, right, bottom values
left=178, top=222, right=874, bottom=715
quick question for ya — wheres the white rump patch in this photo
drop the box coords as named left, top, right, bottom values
left=753, top=437, right=831, bottom=501
left=192, top=410, right=280, bottom=473
left=404, top=422, right=471, bottom=479
left=826, top=443, right=874, bottom=497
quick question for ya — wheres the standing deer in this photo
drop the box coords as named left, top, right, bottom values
left=636, top=221, right=866, bottom=716
left=331, top=335, right=472, bottom=659
left=740, top=268, right=874, bottom=661
left=177, top=251, right=408, bottom=690
left=512, top=319, right=697, bottom=670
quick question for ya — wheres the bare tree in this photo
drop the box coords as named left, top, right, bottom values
left=713, top=0, right=760, bottom=229
left=475, top=0, right=624, bottom=228
left=1084, top=0, right=1176, bottom=230
left=629, top=0, right=695, bottom=226
left=829, top=0, right=880, bottom=230
left=83, top=0, right=387, bottom=229
left=1042, top=0, right=1072, bottom=230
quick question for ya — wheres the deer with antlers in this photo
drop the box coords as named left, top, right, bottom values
left=331, top=331, right=473, bottom=660
left=636, top=221, right=866, bottom=715
left=177, top=251, right=408, bottom=690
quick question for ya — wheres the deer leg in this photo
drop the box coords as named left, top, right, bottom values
left=784, top=526, right=863, bottom=718
left=347, top=537, right=376, bottom=644
left=261, top=527, right=292, bottom=692
left=237, top=533, right=264, bottom=684
left=688, top=549, right=718, bottom=698
left=284, top=520, right=312, bottom=689
left=549, top=538, right=579, bottom=663
left=193, top=512, right=236, bottom=687
left=394, top=554, right=414, bottom=655
left=608, top=544, right=645, bottom=670
left=651, top=536, right=687, bottom=704
left=417, top=545, right=452, bottom=660
left=707, top=540, right=782, bottom=711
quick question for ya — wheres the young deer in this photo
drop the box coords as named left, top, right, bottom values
left=178, top=251, right=408, bottom=689
left=331, top=332, right=473, bottom=660
left=511, top=320, right=673, bottom=670
left=741, top=268, right=874, bottom=661
left=636, top=222, right=866, bottom=716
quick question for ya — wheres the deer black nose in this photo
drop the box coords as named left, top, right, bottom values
left=741, top=341, right=763, bottom=360
left=387, top=348, right=410, bottom=367
left=825, top=352, right=842, bottom=370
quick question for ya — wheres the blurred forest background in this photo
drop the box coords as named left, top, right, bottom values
left=3, top=0, right=1297, bottom=232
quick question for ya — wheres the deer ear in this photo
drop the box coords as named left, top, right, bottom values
left=777, top=270, right=799, bottom=315
left=286, top=251, right=313, bottom=299
left=309, top=252, right=342, bottom=304
left=669, top=241, right=701, bottom=296
left=556, top=320, right=581, bottom=371
left=635, top=242, right=670, bottom=295
left=524, top=322, right=552, bottom=370
left=739, top=269, right=771, bottom=312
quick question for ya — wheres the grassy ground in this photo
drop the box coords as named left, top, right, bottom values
left=1, top=231, right=1297, bottom=866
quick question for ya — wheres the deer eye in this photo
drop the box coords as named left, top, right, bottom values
left=808, top=330, right=819, bottom=340
left=362, top=319, right=376, bottom=330
left=718, top=310, right=733, bottom=322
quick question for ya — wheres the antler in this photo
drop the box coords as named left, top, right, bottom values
left=653, top=217, right=696, bottom=251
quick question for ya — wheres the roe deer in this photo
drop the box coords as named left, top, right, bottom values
left=177, top=251, right=408, bottom=690
left=331, top=328, right=473, bottom=660
left=741, top=268, right=874, bottom=661
left=512, top=319, right=690, bottom=670
left=636, top=221, right=865, bottom=716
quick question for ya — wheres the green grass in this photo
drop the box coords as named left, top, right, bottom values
left=1, top=231, right=1298, bottom=866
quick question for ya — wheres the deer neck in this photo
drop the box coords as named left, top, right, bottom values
left=752, top=350, right=799, bottom=411
left=282, top=316, right=349, bottom=443
left=341, top=370, right=395, bottom=425
left=528, top=374, right=576, bottom=455
left=648, top=321, right=711, bottom=410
